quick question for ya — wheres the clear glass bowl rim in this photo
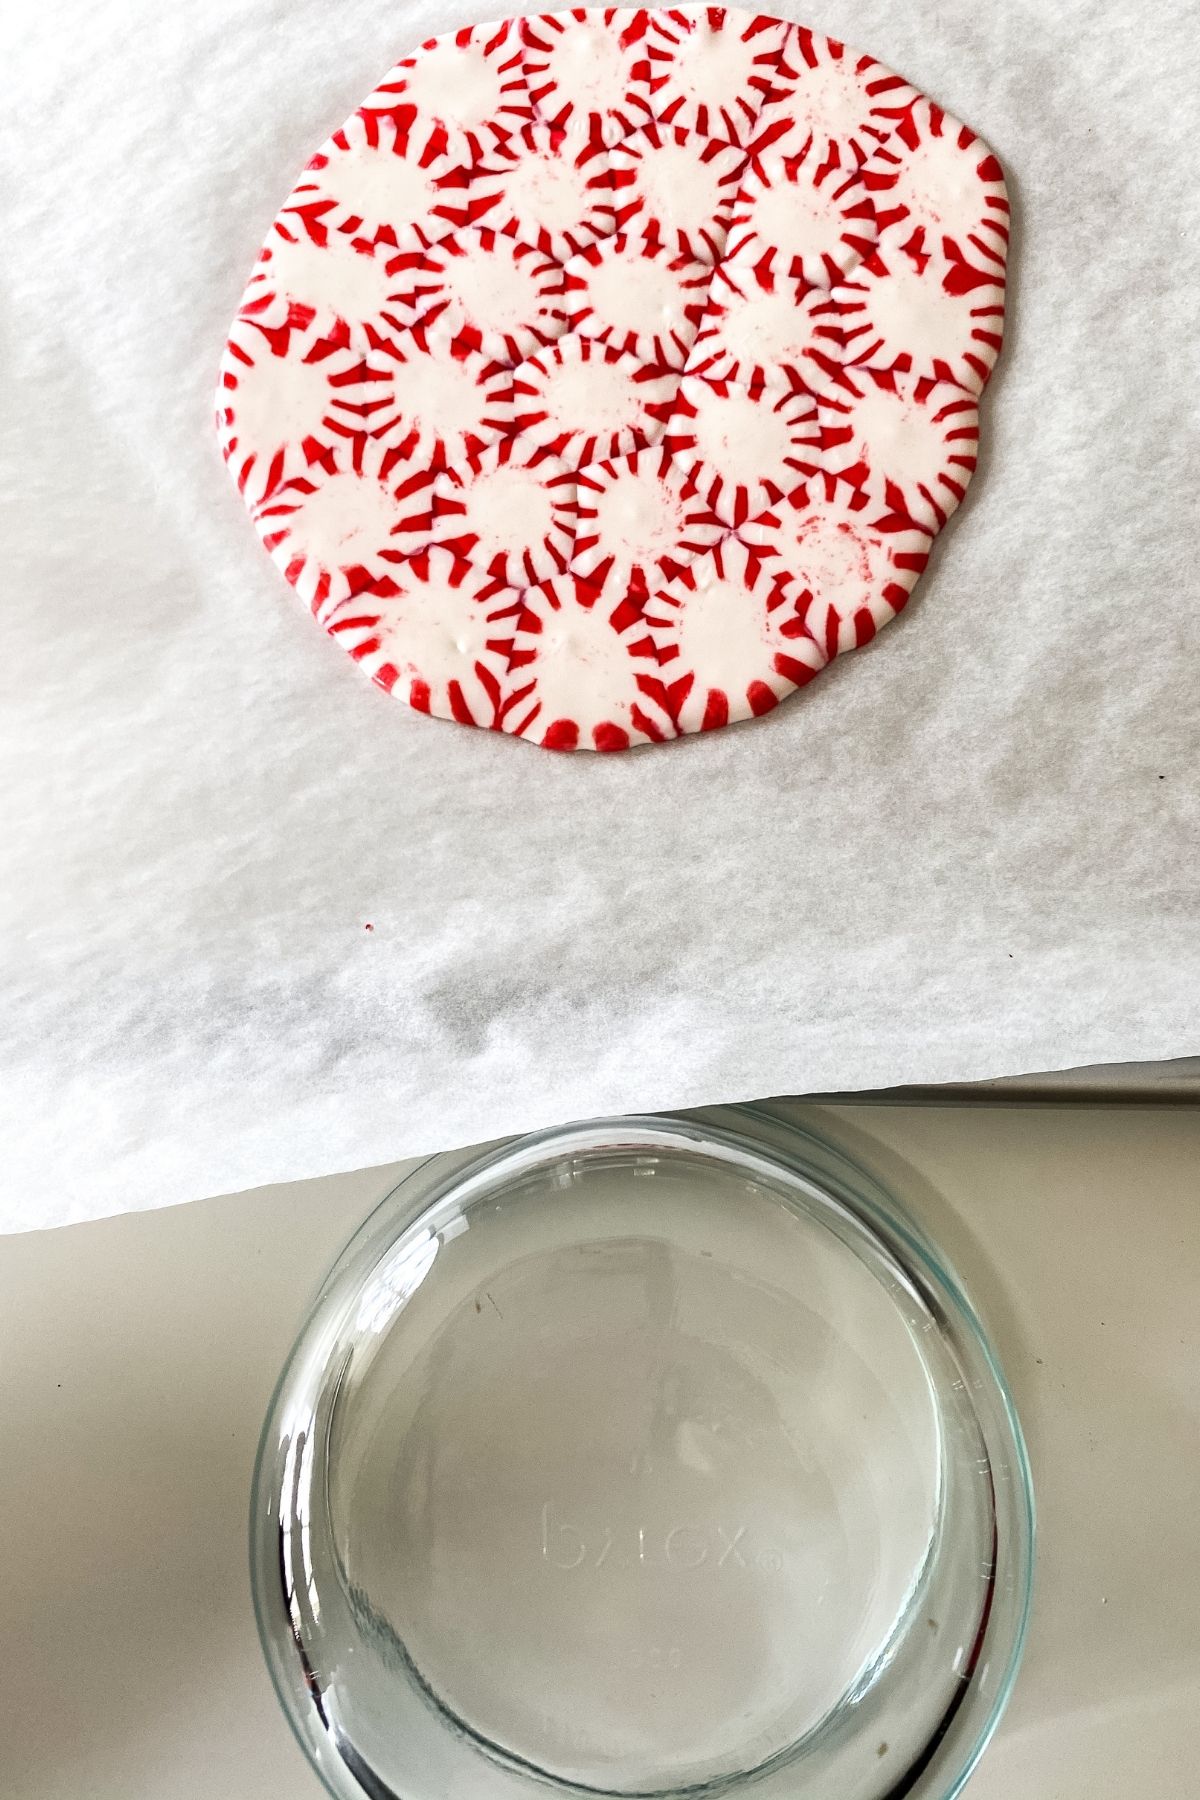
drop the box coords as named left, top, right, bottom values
left=251, top=1102, right=1035, bottom=1800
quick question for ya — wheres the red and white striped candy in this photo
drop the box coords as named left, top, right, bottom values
left=520, top=9, right=655, bottom=146
left=401, top=228, right=564, bottom=364
left=609, top=122, right=749, bottom=263
left=497, top=336, right=677, bottom=466
left=832, top=240, right=1005, bottom=396
left=254, top=436, right=440, bottom=615
left=664, top=374, right=820, bottom=525
left=324, top=546, right=523, bottom=727
left=555, top=234, right=712, bottom=366
left=632, top=8, right=791, bottom=141
left=430, top=440, right=575, bottom=586
left=688, top=269, right=841, bottom=391
left=360, top=20, right=531, bottom=160
left=743, top=471, right=935, bottom=655
left=467, top=125, right=620, bottom=261
left=723, top=140, right=878, bottom=290
left=571, top=445, right=726, bottom=599
left=814, top=369, right=979, bottom=531
left=347, top=334, right=511, bottom=466
left=218, top=315, right=368, bottom=503
left=750, top=26, right=919, bottom=170
left=642, top=536, right=826, bottom=733
left=219, top=6, right=1009, bottom=751
left=860, top=95, right=1009, bottom=273
left=239, top=226, right=417, bottom=347
left=282, top=112, right=480, bottom=257
left=505, top=576, right=663, bottom=751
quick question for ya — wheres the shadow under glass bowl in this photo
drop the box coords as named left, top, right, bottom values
left=252, top=1106, right=1033, bottom=1800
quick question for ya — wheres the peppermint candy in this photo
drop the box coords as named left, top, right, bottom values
left=219, top=7, right=1009, bottom=750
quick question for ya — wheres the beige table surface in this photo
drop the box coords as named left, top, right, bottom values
left=2, top=1102, right=1198, bottom=1799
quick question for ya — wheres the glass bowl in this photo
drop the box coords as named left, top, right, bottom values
left=252, top=1106, right=1033, bottom=1800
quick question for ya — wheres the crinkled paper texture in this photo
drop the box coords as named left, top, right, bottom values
left=2, top=0, right=1198, bottom=1230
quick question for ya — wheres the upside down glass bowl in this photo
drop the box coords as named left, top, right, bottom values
left=252, top=1106, right=1033, bottom=1800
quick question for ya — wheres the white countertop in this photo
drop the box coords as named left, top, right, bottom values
left=2, top=1101, right=1198, bottom=1798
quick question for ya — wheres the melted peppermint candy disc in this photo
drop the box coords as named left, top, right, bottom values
left=218, top=7, right=1009, bottom=750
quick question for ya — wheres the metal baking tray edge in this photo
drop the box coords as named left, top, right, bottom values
left=805, top=1059, right=1200, bottom=1106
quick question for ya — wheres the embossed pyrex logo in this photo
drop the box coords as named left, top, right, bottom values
left=541, top=1504, right=784, bottom=1573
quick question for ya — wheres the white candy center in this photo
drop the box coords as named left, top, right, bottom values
left=631, top=142, right=731, bottom=239
left=442, top=239, right=545, bottom=333
left=840, top=383, right=952, bottom=491
left=782, top=62, right=876, bottom=143
left=289, top=470, right=398, bottom=567
left=457, top=464, right=559, bottom=561
left=580, top=252, right=687, bottom=341
left=230, top=347, right=339, bottom=452
left=541, top=356, right=647, bottom=437
left=666, top=28, right=762, bottom=115
left=720, top=287, right=821, bottom=370
left=746, top=171, right=850, bottom=270
left=401, top=41, right=507, bottom=132
left=687, top=385, right=802, bottom=491
left=788, top=510, right=886, bottom=619
left=377, top=561, right=495, bottom=674
left=864, top=258, right=977, bottom=370
left=542, top=24, right=636, bottom=115
left=264, top=232, right=397, bottom=322
left=505, top=153, right=596, bottom=233
left=394, top=354, right=493, bottom=441
left=591, top=466, right=686, bottom=565
left=530, top=605, right=640, bottom=720
left=671, top=563, right=779, bottom=692
left=325, top=149, right=446, bottom=238
left=885, top=134, right=980, bottom=239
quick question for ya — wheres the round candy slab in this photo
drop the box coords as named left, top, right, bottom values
left=217, top=7, right=1009, bottom=752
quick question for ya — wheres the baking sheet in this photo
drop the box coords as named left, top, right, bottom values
left=2, top=0, right=1198, bottom=1231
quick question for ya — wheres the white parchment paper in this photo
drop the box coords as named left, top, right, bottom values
left=2, top=0, right=1198, bottom=1231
